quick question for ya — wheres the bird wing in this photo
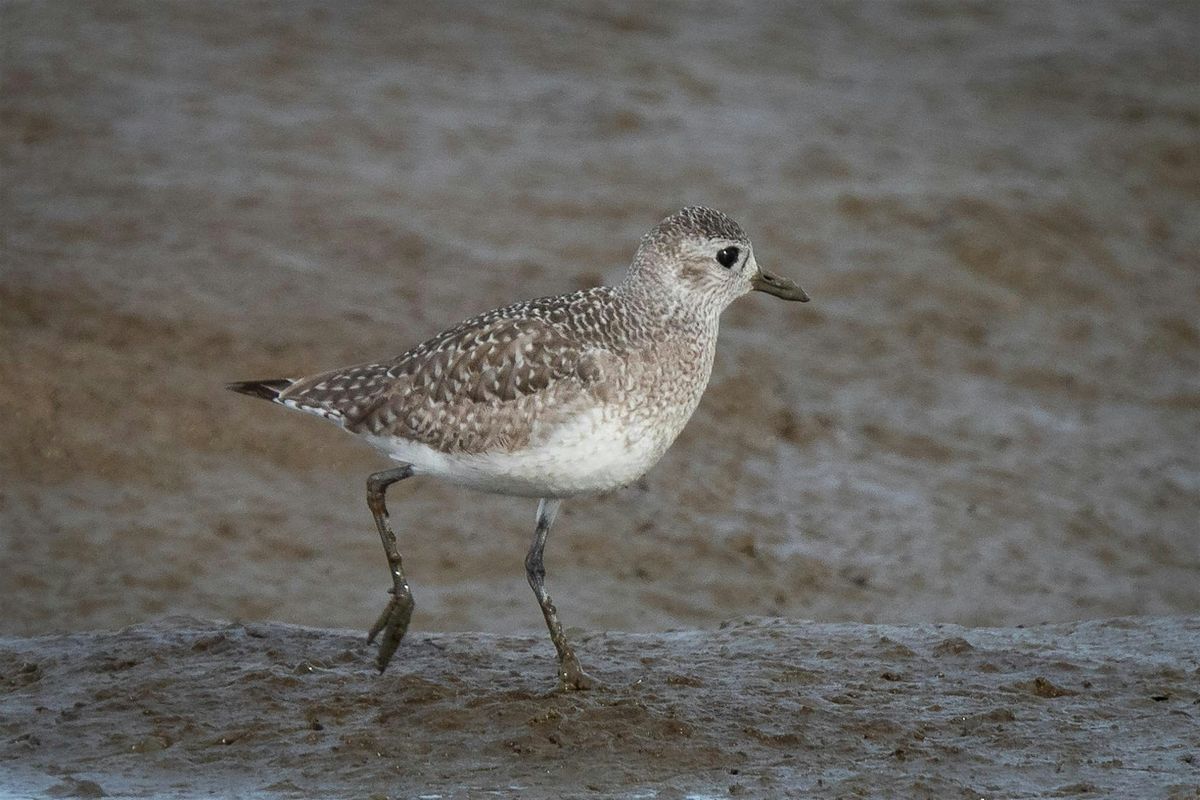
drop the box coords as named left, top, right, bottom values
left=278, top=313, right=614, bottom=454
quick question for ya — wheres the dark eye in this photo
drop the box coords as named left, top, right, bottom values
left=716, top=246, right=740, bottom=268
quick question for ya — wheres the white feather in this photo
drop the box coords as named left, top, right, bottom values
left=362, top=406, right=669, bottom=498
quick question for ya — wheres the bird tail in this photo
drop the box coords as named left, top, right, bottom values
left=226, top=378, right=296, bottom=402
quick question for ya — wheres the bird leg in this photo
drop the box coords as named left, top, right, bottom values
left=364, top=464, right=415, bottom=672
left=525, top=498, right=598, bottom=691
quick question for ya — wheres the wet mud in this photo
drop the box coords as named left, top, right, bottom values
left=2, top=617, right=1198, bottom=798
left=2, top=1, right=1199, bottom=796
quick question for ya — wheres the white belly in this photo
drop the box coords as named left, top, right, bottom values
left=362, top=406, right=678, bottom=498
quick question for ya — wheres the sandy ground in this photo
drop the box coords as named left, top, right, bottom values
left=2, top=616, right=1198, bottom=799
left=2, top=0, right=1199, bottom=796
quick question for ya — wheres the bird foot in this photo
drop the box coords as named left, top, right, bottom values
left=366, top=588, right=414, bottom=673
left=555, top=655, right=599, bottom=692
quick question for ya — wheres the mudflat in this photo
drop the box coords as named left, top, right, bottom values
left=2, top=1, right=1198, bottom=797
left=2, top=617, right=1198, bottom=798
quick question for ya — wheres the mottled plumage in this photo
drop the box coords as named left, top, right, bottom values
left=284, top=289, right=633, bottom=453
left=228, top=206, right=809, bottom=689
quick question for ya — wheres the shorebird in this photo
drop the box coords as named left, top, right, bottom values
left=229, top=206, right=809, bottom=690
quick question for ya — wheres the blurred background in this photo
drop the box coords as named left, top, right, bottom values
left=3, top=1, right=1197, bottom=638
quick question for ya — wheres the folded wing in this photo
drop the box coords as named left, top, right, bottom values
left=278, top=315, right=611, bottom=454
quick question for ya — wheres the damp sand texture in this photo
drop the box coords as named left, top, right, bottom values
left=2, top=1, right=1199, bottom=798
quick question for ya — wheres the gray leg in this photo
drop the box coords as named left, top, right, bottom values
left=364, top=464, right=415, bottom=673
left=525, top=498, right=597, bottom=691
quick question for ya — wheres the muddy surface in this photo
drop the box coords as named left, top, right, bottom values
left=4, top=0, right=1198, bottom=641
left=2, top=1, right=1199, bottom=796
left=2, top=617, right=1198, bottom=798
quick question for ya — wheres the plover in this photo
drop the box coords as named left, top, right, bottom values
left=229, top=206, right=809, bottom=690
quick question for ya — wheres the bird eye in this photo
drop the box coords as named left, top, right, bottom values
left=716, top=246, right=740, bottom=268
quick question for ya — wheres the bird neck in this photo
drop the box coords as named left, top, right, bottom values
left=617, top=260, right=724, bottom=330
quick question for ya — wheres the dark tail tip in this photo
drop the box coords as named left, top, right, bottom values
left=226, top=378, right=294, bottom=402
